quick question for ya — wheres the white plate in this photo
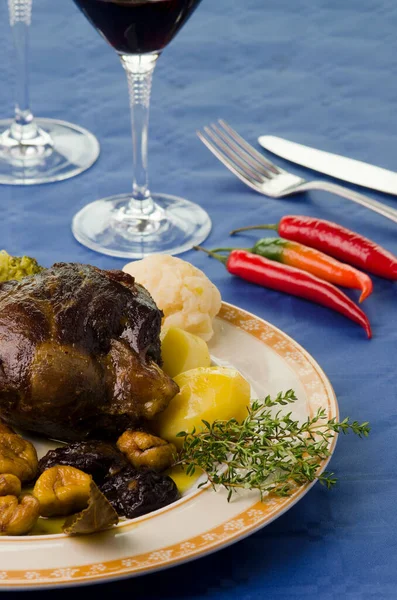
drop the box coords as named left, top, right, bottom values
left=0, top=302, right=338, bottom=590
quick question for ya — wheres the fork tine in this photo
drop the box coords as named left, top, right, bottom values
left=197, top=130, right=264, bottom=192
left=203, top=126, right=265, bottom=184
left=218, top=120, right=283, bottom=175
left=210, top=123, right=273, bottom=179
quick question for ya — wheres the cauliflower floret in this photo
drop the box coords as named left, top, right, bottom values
left=123, top=255, right=222, bottom=341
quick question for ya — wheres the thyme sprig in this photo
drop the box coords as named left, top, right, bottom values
left=176, top=390, right=369, bottom=501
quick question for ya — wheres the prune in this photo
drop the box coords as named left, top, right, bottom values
left=100, top=466, right=180, bottom=519
left=37, top=441, right=128, bottom=485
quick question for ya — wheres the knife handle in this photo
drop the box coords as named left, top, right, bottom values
left=301, top=181, right=397, bottom=225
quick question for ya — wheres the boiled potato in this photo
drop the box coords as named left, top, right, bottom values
left=161, top=327, right=211, bottom=378
left=153, top=366, right=251, bottom=448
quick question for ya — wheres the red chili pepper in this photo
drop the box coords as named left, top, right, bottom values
left=230, top=216, right=397, bottom=280
left=212, top=237, right=373, bottom=303
left=195, top=247, right=372, bottom=338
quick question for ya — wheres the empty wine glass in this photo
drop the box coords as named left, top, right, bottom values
left=0, top=0, right=100, bottom=185
left=71, top=0, right=211, bottom=259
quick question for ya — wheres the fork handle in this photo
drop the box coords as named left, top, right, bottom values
left=300, top=180, right=397, bottom=224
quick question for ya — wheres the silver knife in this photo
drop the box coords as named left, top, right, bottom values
left=258, top=135, right=397, bottom=196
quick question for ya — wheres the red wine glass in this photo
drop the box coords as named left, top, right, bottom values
left=72, top=0, right=211, bottom=258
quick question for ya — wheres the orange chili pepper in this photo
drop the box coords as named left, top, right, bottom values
left=213, top=238, right=373, bottom=303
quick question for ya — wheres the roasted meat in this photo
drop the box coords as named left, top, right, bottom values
left=0, top=263, right=178, bottom=441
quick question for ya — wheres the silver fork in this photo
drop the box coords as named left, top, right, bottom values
left=197, top=120, right=397, bottom=224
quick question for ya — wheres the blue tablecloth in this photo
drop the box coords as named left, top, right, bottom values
left=1, top=0, right=396, bottom=597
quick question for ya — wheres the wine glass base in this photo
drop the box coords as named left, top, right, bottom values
left=0, top=118, right=100, bottom=185
left=72, top=192, right=212, bottom=259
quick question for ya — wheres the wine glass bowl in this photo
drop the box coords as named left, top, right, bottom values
left=74, top=0, right=202, bottom=54
left=71, top=0, right=211, bottom=259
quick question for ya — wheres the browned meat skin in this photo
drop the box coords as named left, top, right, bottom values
left=0, top=263, right=178, bottom=441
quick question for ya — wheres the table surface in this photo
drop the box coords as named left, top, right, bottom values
left=0, top=1, right=396, bottom=598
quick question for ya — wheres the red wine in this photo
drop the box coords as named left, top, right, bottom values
left=74, top=0, right=202, bottom=55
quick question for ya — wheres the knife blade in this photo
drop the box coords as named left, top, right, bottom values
left=257, top=135, right=397, bottom=196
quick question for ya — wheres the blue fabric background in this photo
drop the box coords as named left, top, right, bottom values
left=0, top=1, right=396, bottom=597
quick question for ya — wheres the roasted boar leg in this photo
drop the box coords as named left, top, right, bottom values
left=0, top=263, right=178, bottom=441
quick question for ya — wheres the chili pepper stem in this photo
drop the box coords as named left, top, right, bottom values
left=211, top=247, right=251, bottom=253
left=193, top=246, right=228, bottom=265
left=230, top=224, right=278, bottom=235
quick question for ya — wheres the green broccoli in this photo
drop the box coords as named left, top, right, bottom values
left=0, top=250, right=45, bottom=282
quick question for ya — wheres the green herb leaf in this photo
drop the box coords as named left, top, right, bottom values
left=174, top=391, right=369, bottom=501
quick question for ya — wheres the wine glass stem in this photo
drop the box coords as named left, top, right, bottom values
left=8, top=0, right=38, bottom=140
left=120, top=54, right=159, bottom=215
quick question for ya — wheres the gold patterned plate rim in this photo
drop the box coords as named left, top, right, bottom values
left=0, top=301, right=338, bottom=589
